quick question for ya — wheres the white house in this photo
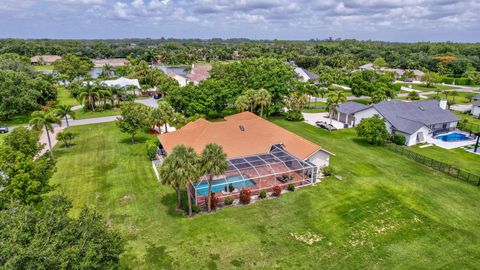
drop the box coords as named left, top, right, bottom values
left=472, top=95, right=480, bottom=117
left=294, top=67, right=319, bottom=82
left=168, top=72, right=188, bottom=87
left=334, top=100, right=460, bottom=146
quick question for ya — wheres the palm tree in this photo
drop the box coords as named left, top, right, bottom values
left=200, top=143, right=228, bottom=213
left=55, top=104, right=75, bottom=127
left=450, top=90, right=459, bottom=104
left=235, top=95, right=249, bottom=112
left=29, top=111, right=61, bottom=155
left=245, top=89, right=257, bottom=112
left=157, top=101, right=175, bottom=133
left=159, top=155, right=183, bottom=210
left=77, top=83, right=101, bottom=111
left=442, top=90, right=450, bottom=101
left=160, top=145, right=200, bottom=216
left=254, top=89, right=272, bottom=118
left=326, top=90, right=347, bottom=125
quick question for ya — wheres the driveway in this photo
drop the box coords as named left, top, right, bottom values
left=302, top=112, right=346, bottom=130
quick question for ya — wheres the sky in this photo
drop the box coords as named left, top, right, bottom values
left=1, top=0, right=479, bottom=42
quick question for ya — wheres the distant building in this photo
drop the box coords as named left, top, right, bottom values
left=186, top=64, right=212, bottom=85
left=357, top=63, right=425, bottom=81
left=102, top=77, right=140, bottom=89
left=168, top=72, right=188, bottom=87
left=92, top=58, right=131, bottom=68
left=294, top=67, right=319, bottom=82
left=472, top=95, right=480, bottom=117
left=30, top=55, right=62, bottom=65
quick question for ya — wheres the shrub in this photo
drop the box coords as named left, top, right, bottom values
left=239, top=189, right=252, bottom=204
left=287, top=184, right=295, bottom=191
left=224, top=183, right=235, bottom=193
left=259, top=190, right=267, bottom=199
left=205, top=193, right=218, bottom=210
left=224, top=197, right=234, bottom=205
left=191, top=204, right=202, bottom=213
left=355, top=115, right=390, bottom=145
left=393, top=133, right=406, bottom=145
left=146, top=140, right=159, bottom=160
left=272, top=186, right=282, bottom=197
left=284, top=111, right=304, bottom=121
left=322, top=166, right=333, bottom=176
left=407, top=91, right=420, bottom=100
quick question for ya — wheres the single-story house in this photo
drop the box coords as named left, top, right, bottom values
left=334, top=100, right=460, bottom=146
left=102, top=77, right=140, bottom=89
left=92, top=58, right=130, bottom=68
left=294, top=67, right=319, bottom=82
left=30, top=55, right=62, bottom=65
left=472, top=95, right=480, bottom=117
left=158, top=112, right=333, bottom=205
left=168, top=72, right=188, bottom=87
left=357, top=63, right=425, bottom=80
left=186, top=64, right=212, bottom=85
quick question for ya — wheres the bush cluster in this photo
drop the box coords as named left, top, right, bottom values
left=239, top=189, right=252, bottom=204
left=322, top=166, right=333, bottom=176
left=393, top=133, right=406, bottom=145
left=146, top=140, right=159, bottom=160
left=272, top=186, right=282, bottom=197
left=205, top=193, right=218, bottom=210
left=287, top=184, right=295, bottom=191
left=259, top=190, right=267, bottom=199
left=224, top=197, right=234, bottom=205
left=284, top=111, right=304, bottom=121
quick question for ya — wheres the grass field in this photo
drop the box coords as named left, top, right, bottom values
left=456, top=112, right=480, bottom=126
left=74, top=108, right=121, bottom=119
left=0, top=114, right=30, bottom=127
left=34, top=65, right=54, bottom=71
left=50, top=121, right=480, bottom=269
left=57, top=87, right=80, bottom=106
left=424, top=91, right=474, bottom=104
left=409, top=145, right=480, bottom=175
left=400, top=83, right=459, bottom=92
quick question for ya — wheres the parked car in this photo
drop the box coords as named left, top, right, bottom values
left=315, top=121, right=337, bottom=131
left=153, top=94, right=161, bottom=99
left=0, top=126, right=9, bottom=133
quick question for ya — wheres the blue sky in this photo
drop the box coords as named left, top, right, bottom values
left=1, top=0, right=479, bottom=42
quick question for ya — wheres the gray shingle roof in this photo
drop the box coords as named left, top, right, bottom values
left=337, top=101, right=368, bottom=114
left=302, top=68, right=319, bottom=80
left=373, top=100, right=460, bottom=134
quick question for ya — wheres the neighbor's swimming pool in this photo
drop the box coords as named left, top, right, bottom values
left=192, top=175, right=256, bottom=196
left=436, top=132, right=470, bottom=142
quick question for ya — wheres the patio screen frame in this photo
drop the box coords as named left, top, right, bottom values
left=190, top=144, right=317, bottom=205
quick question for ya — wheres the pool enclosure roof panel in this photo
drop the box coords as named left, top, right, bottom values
left=197, top=144, right=315, bottom=184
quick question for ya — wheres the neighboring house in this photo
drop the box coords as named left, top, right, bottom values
left=334, top=100, right=460, bottom=146
left=158, top=112, right=333, bottom=206
left=472, top=95, right=480, bottom=117
left=102, top=77, right=141, bottom=95
left=357, top=63, right=425, bottom=80
left=30, top=55, right=62, bottom=65
left=186, top=64, right=212, bottom=85
left=294, top=67, right=319, bottom=82
left=92, top=58, right=131, bottom=68
left=168, top=72, right=188, bottom=87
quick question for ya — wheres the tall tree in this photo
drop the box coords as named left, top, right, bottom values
left=29, top=110, right=61, bottom=154
left=160, top=145, right=200, bottom=217
left=200, top=143, right=228, bottom=213
left=356, top=115, right=390, bottom=145
left=116, top=103, right=148, bottom=143
left=326, top=91, right=347, bottom=125
left=54, top=104, right=75, bottom=127
left=2, top=127, right=41, bottom=157
left=234, top=95, right=249, bottom=112
left=157, top=101, right=175, bottom=133
left=53, top=54, right=93, bottom=81
left=254, top=89, right=272, bottom=117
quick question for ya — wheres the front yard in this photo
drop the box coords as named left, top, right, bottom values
left=50, top=121, right=480, bottom=269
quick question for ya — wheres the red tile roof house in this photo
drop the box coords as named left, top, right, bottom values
left=158, top=112, right=333, bottom=207
left=186, top=64, right=212, bottom=85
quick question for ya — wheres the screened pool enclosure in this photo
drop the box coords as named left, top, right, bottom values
left=190, top=144, right=318, bottom=206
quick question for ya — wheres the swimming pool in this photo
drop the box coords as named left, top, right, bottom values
left=192, top=175, right=256, bottom=196
left=436, top=132, right=470, bottom=142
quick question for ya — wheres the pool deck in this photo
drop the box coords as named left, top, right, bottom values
left=426, top=131, right=477, bottom=149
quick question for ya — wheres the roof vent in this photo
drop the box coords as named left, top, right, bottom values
left=239, top=125, right=245, bottom=131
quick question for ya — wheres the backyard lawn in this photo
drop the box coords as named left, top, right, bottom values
left=57, top=87, right=80, bottom=106
left=50, top=121, right=480, bottom=269
left=409, top=145, right=480, bottom=175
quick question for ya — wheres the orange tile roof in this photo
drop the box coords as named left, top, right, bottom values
left=158, top=112, right=327, bottom=159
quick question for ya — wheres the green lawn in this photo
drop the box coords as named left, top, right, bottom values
left=408, top=145, right=480, bottom=175
left=50, top=121, right=480, bottom=269
left=34, top=65, right=54, bottom=71
left=0, top=114, right=30, bottom=127
left=74, top=109, right=121, bottom=120
left=400, top=83, right=459, bottom=92
left=456, top=112, right=480, bottom=126
left=57, top=87, right=80, bottom=106
left=0, top=133, right=6, bottom=144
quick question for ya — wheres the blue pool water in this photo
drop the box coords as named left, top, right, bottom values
left=192, top=175, right=256, bottom=196
left=436, top=132, right=470, bottom=142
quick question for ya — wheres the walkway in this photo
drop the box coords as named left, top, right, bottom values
left=71, top=97, right=159, bottom=111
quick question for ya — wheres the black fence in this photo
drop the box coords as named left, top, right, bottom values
left=384, top=144, right=480, bottom=186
